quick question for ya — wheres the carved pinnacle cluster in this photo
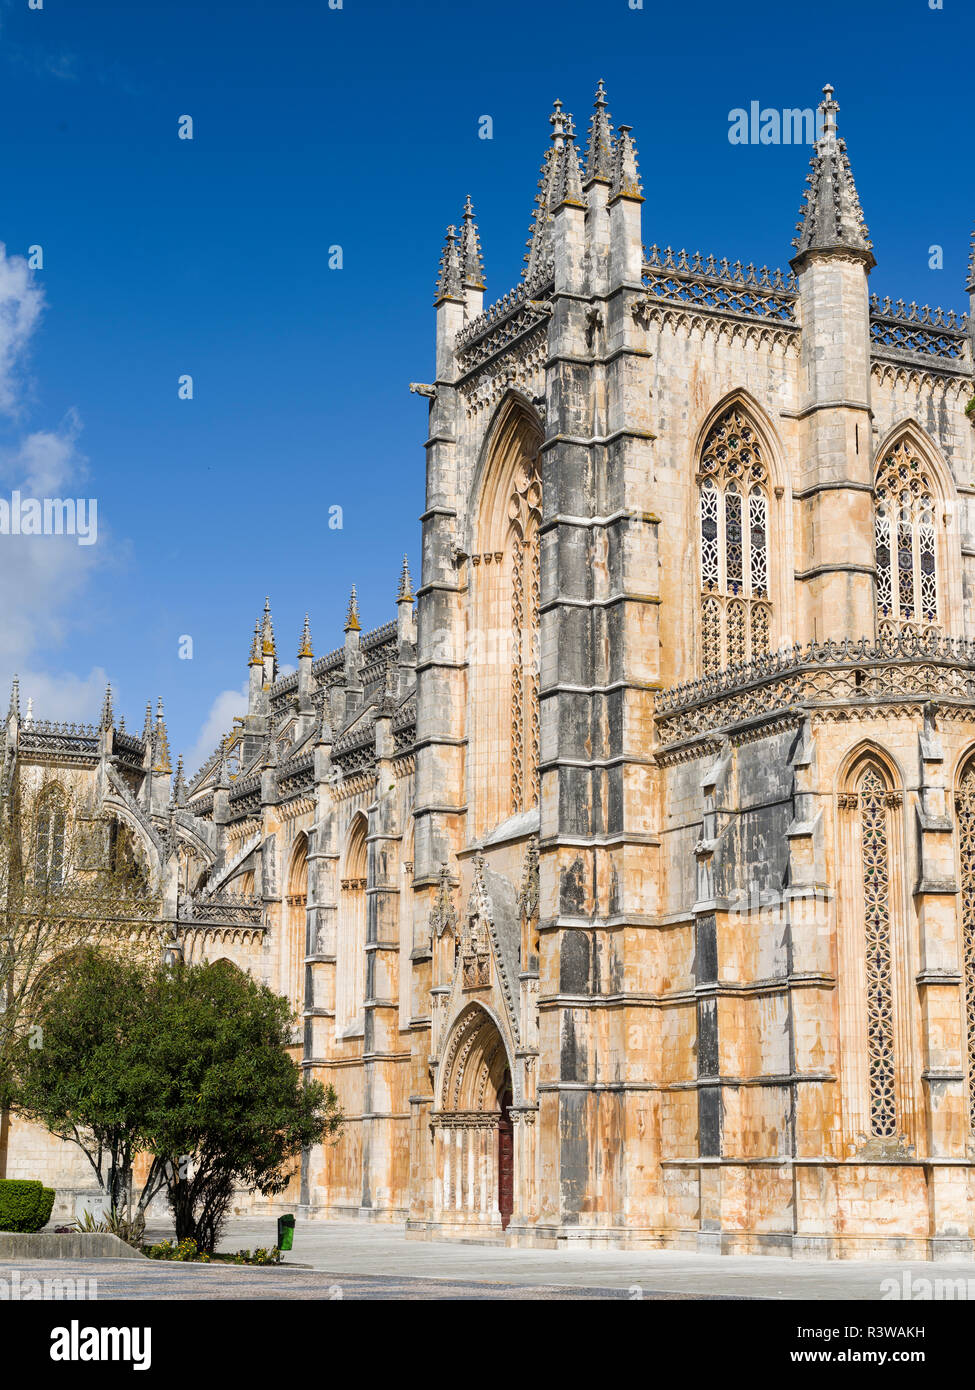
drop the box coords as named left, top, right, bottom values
left=173, top=753, right=187, bottom=806
left=434, top=224, right=464, bottom=304
left=585, top=79, right=615, bottom=184
left=792, top=85, right=873, bottom=264
left=521, top=98, right=567, bottom=283
left=554, top=114, right=585, bottom=209
left=459, top=195, right=486, bottom=292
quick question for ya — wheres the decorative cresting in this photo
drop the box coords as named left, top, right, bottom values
left=654, top=631, right=975, bottom=745
left=875, top=440, right=940, bottom=637
left=698, top=405, right=772, bottom=673
left=509, top=453, right=542, bottom=813
left=955, top=759, right=975, bottom=1135
left=849, top=764, right=899, bottom=1138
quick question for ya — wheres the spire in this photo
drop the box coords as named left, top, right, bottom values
left=966, top=227, right=975, bottom=294
left=99, top=682, right=114, bottom=732
left=397, top=554, right=413, bottom=604
left=249, top=618, right=262, bottom=666
left=141, top=701, right=153, bottom=745
left=434, top=224, right=464, bottom=304
left=173, top=753, right=187, bottom=806
left=584, top=79, right=615, bottom=185
left=153, top=697, right=172, bottom=773
left=344, top=584, right=361, bottom=633
left=791, top=85, right=873, bottom=265
left=522, top=98, right=566, bottom=284
left=261, top=596, right=276, bottom=656
left=554, top=113, right=585, bottom=209
left=609, top=124, right=643, bottom=202
left=298, top=613, right=313, bottom=659
left=7, top=675, right=19, bottom=721
left=459, top=196, right=486, bottom=291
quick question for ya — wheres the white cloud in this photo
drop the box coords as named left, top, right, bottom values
left=185, top=682, right=249, bottom=780
left=13, top=666, right=111, bottom=725
left=0, top=243, right=44, bottom=416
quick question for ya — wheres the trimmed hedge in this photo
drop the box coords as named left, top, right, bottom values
left=0, top=1179, right=56, bottom=1233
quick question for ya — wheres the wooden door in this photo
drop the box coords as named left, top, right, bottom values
left=498, top=1087, right=514, bottom=1230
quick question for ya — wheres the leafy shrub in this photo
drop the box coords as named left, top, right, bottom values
left=144, top=1237, right=207, bottom=1262
left=0, top=1179, right=56, bottom=1233
left=72, top=1207, right=146, bottom=1248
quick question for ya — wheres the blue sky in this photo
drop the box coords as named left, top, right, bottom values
left=0, top=0, right=969, bottom=773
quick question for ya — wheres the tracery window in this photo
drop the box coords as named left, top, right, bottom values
left=875, top=440, right=939, bottom=636
left=698, top=407, right=772, bottom=673
left=856, top=764, right=898, bottom=1138
left=955, top=761, right=975, bottom=1134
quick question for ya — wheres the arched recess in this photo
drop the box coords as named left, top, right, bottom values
left=432, top=1003, right=514, bottom=1228
left=692, top=391, right=791, bottom=673
left=953, top=749, right=975, bottom=1137
left=835, top=745, right=918, bottom=1151
left=336, top=813, right=368, bottom=1035
left=467, top=392, right=544, bottom=835
left=31, top=784, right=67, bottom=887
left=285, top=834, right=308, bottom=1014
left=872, top=420, right=961, bottom=639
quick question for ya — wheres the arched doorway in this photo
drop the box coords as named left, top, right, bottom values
left=433, top=1005, right=514, bottom=1231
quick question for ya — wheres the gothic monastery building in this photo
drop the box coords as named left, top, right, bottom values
left=6, top=83, right=975, bottom=1258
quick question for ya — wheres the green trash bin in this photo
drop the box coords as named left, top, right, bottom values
left=277, top=1213, right=295, bottom=1252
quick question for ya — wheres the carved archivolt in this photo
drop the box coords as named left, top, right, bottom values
left=438, top=1003, right=511, bottom=1113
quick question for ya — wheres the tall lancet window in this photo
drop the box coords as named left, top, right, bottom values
left=509, top=458, right=541, bottom=815
left=875, top=441, right=939, bottom=637
left=955, top=760, right=975, bottom=1134
left=698, top=406, right=772, bottom=674
left=856, top=764, right=898, bottom=1138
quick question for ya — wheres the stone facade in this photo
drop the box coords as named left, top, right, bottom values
left=5, top=83, right=975, bottom=1257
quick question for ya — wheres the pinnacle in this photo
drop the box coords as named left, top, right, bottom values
left=7, top=675, right=19, bottom=720
left=100, top=682, right=114, bottom=731
left=298, top=612, right=314, bottom=659
left=966, top=228, right=975, bottom=294
left=434, top=224, right=465, bottom=304
left=460, top=195, right=486, bottom=292
left=397, top=554, right=413, bottom=604
left=261, top=596, right=276, bottom=656
left=610, top=124, right=643, bottom=203
left=153, top=697, right=172, bottom=773
left=345, top=584, right=361, bottom=633
left=585, top=79, right=615, bottom=184
left=791, top=85, right=873, bottom=265
left=554, top=115, right=585, bottom=208
left=249, top=618, right=262, bottom=666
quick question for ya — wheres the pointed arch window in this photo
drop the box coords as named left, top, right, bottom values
left=337, top=816, right=368, bottom=1034
left=875, top=440, right=940, bottom=636
left=955, top=760, right=975, bottom=1134
left=509, top=457, right=541, bottom=816
left=855, top=763, right=898, bottom=1138
left=698, top=406, right=772, bottom=673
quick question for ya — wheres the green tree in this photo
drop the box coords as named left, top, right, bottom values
left=8, top=950, right=343, bottom=1252
left=141, top=960, right=342, bottom=1252
left=7, top=946, right=165, bottom=1219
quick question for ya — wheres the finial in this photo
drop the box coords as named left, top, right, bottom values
left=249, top=618, right=262, bottom=666
left=819, top=83, right=839, bottom=142
left=554, top=114, right=585, bottom=208
left=434, top=224, right=464, bottom=304
left=7, top=675, right=20, bottom=720
left=966, top=228, right=975, bottom=294
left=261, top=596, right=276, bottom=656
left=153, top=697, right=172, bottom=773
left=549, top=98, right=567, bottom=146
left=118, top=713, right=126, bottom=734
left=585, top=79, right=615, bottom=185
left=459, top=195, right=486, bottom=292
left=141, top=701, right=153, bottom=743
left=99, top=682, right=114, bottom=731
left=298, top=612, right=314, bottom=659
left=397, top=554, right=413, bottom=604
left=345, top=584, right=361, bottom=633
